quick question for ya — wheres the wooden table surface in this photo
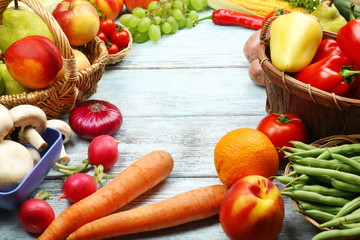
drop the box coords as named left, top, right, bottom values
left=0, top=8, right=322, bottom=240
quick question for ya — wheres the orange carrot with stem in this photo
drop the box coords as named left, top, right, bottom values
left=38, top=150, right=174, bottom=240
left=67, top=184, right=228, bottom=240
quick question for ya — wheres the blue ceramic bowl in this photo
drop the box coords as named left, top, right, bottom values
left=0, top=127, right=62, bottom=210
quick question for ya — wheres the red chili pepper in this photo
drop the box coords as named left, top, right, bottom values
left=294, top=54, right=360, bottom=97
left=311, top=38, right=343, bottom=64
left=195, top=9, right=264, bottom=30
left=337, top=3, right=360, bottom=69
left=262, top=9, right=290, bottom=26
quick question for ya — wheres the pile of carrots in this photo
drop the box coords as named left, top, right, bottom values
left=38, top=150, right=228, bottom=240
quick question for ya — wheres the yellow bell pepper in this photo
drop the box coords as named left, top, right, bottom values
left=270, top=12, right=323, bottom=73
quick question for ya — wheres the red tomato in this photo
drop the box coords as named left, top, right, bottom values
left=110, top=29, right=130, bottom=49
left=107, top=42, right=120, bottom=54
left=96, top=31, right=108, bottom=43
left=256, top=113, right=307, bottom=161
left=100, top=16, right=116, bottom=36
left=262, top=9, right=290, bottom=26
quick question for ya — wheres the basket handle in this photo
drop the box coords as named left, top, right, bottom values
left=260, top=16, right=277, bottom=45
left=0, top=0, right=78, bottom=82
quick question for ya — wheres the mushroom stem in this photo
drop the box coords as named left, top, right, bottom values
left=24, top=127, right=47, bottom=152
left=58, top=145, right=70, bottom=165
left=26, top=146, right=41, bottom=164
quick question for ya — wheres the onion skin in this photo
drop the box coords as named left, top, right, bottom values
left=69, top=100, right=123, bottom=140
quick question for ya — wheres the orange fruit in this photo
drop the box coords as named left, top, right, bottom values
left=214, top=128, right=279, bottom=188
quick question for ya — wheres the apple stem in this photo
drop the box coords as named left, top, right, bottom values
left=13, top=0, right=19, bottom=10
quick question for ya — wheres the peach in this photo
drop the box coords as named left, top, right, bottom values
left=90, top=0, right=123, bottom=20
left=219, top=175, right=284, bottom=240
left=52, top=0, right=100, bottom=46
left=4, top=35, right=63, bottom=90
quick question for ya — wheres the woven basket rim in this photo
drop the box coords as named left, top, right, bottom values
left=258, top=17, right=360, bottom=112
left=284, top=134, right=360, bottom=231
left=105, top=24, right=133, bottom=65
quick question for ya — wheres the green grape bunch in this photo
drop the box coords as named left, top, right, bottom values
left=120, top=0, right=207, bottom=43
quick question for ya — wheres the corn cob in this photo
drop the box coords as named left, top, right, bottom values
left=207, top=0, right=308, bottom=17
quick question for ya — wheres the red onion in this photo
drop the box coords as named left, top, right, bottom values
left=69, top=100, right=123, bottom=140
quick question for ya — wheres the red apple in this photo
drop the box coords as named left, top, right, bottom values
left=5, top=35, right=63, bottom=90
left=52, top=0, right=100, bottom=46
left=124, top=0, right=156, bottom=12
left=219, top=175, right=284, bottom=240
left=90, top=0, right=124, bottom=20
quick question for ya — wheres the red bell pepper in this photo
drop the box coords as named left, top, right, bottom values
left=311, top=38, right=343, bottom=64
left=294, top=54, right=360, bottom=97
left=337, top=3, right=360, bottom=69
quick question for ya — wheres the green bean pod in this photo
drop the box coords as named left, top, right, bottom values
left=281, top=190, right=350, bottom=207
left=331, top=153, right=360, bottom=171
left=299, top=202, right=341, bottom=215
left=272, top=175, right=311, bottom=185
left=330, top=178, right=360, bottom=193
left=312, top=227, right=360, bottom=240
left=299, top=209, right=335, bottom=222
left=320, top=212, right=360, bottom=228
left=291, top=158, right=360, bottom=174
left=292, top=165, right=360, bottom=186
left=290, top=141, right=318, bottom=150
left=284, top=184, right=356, bottom=198
left=335, top=196, right=360, bottom=219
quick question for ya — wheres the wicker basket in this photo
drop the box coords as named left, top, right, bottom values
left=259, top=17, right=360, bottom=141
left=0, top=0, right=108, bottom=119
left=284, top=134, right=360, bottom=231
left=105, top=23, right=133, bottom=66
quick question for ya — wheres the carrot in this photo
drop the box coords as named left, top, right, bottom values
left=67, top=184, right=228, bottom=240
left=38, top=150, right=174, bottom=240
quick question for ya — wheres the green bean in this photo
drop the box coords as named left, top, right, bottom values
left=291, top=158, right=360, bottom=174
left=272, top=175, right=310, bottom=185
left=316, top=144, right=360, bottom=160
left=282, top=146, right=306, bottom=154
left=292, top=165, right=360, bottom=186
left=284, top=184, right=356, bottom=198
left=339, top=222, right=360, bottom=229
left=281, top=190, right=350, bottom=207
left=335, top=196, right=360, bottom=219
left=290, top=141, right=318, bottom=151
left=299, top=209, right=335, bottom=222
left=299, top=202, right=341, bottom=215
left=312, top=227, right=360, bottom=240
left=290, top=144, right=360, bottom=159
left=320, top=212, right=360, bottom=228
left=330, top=178, right=360, bottom=193
left=331, top=153, right=360, bottom=171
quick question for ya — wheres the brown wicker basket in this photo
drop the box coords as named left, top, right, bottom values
left=105, top=23, right=133, bottom=65
left=284, top=134, right=360, bottom=231
left=259, top=17, right=360, bottom=141
left=0, top=0, right=108, bottom=119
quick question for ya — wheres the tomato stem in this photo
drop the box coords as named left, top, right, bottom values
left=276, top=113, right=304, bottom=125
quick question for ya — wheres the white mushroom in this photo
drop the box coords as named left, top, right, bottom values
left=47, top=119, right=72, bottom=165
left=8, top=105, right=48, bottom=152
left=26, top=146, right=41, bottom=165
left=0, top=140, right=34, bottom=191
left=0, top=104, right=14, bottom=141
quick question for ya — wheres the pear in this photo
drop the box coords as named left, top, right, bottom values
left=0, top=61, right=31, bottom=95
left=0, top=3, right=55, bottom=54
left=311, top=0, right=347, bottom=33
left=0, top=69, right=4, bottom=96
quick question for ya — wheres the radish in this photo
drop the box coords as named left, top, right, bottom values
left=17, top=190, right=55, bottom=234
left=59, top=173, right=97, bottom=203
left=88, top=135, right=119, bottom=170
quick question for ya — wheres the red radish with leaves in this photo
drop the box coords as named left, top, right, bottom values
left=257, top=113, right=307, bottom=161
left=88, top=135, right=119, bottom=170
left=17, top=190, right=55, bottom=234
left=60, top=173, right=98, bottom=203
left=69, top=99, right=123, bottom=140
